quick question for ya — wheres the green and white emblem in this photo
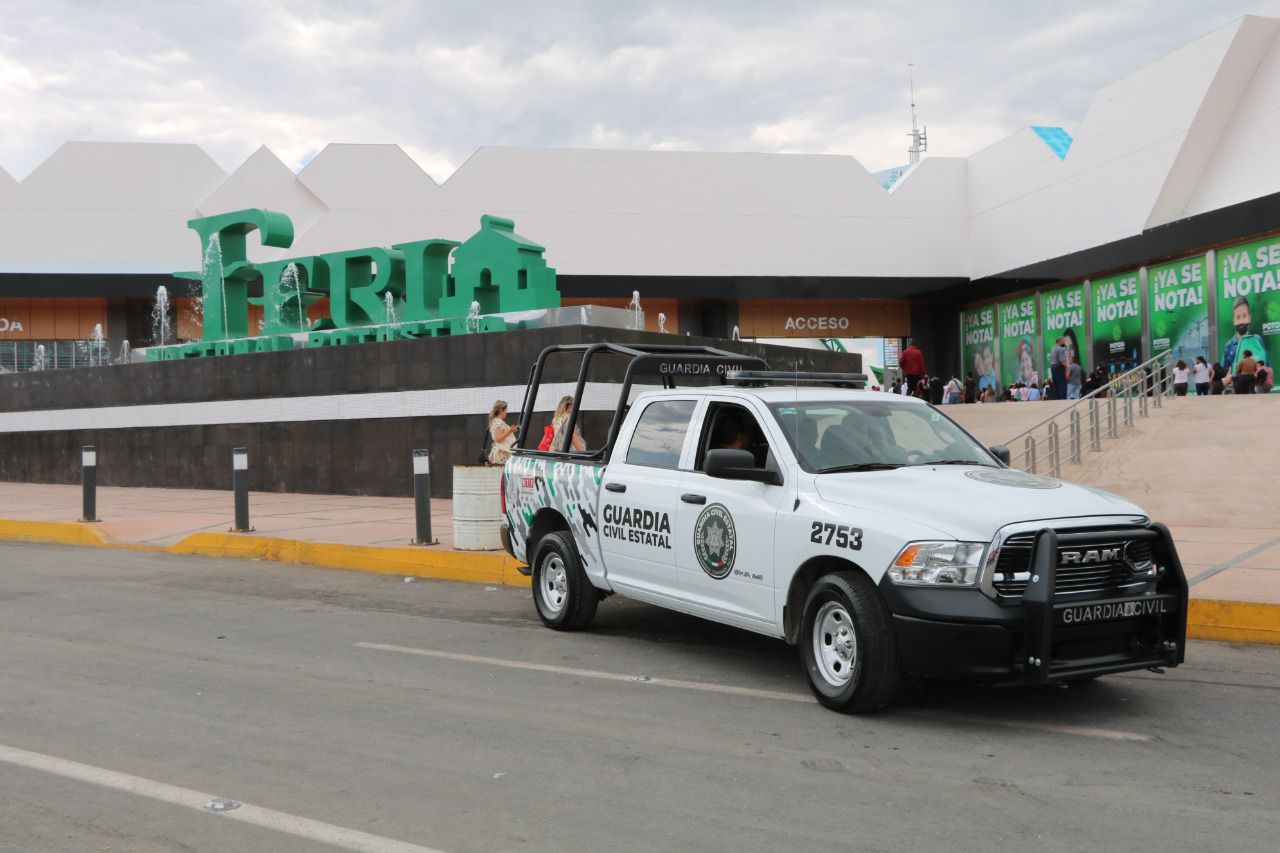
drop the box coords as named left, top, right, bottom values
left=693, top=503, right=737, bottom=579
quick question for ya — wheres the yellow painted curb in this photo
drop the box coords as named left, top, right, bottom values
left=0, top=519, right=530, bottom=588
left=0, top=519, right=111, bottom=548
left=169, top=533, right=531, bottom=587
left=1187, top=599, right=1280, bottom=645
left=0, top=521, right=1275, bottom=638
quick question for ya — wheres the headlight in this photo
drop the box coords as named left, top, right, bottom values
left=888, top=541, right=986, bottom=587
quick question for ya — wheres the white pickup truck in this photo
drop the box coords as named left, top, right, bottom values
left=501, top=343, right=1187, bottom=712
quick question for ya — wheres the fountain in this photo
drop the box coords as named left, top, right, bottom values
left=628, top=290, right=642, bottom=330
left=657, top=312, right=667, bottom=334
left=732, top=325, right=740, bottom=341
left=281, top=263, right=307, bottom=333
left=466, top=300, right=482, bottom=334
left=90, top=324, right=104, bottom=367
left=32, top=344, right=46, bottom=372
left=117, top=340, right=131, bottom=365
left=384, top=291, right=398, bottom=326
left=263, top=262, right=309, bottom=336
left=202, top=233, right=227, bottom=340
left=151, top=285, right=173, bottom=347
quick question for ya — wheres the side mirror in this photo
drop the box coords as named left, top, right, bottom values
left=989, top=445, right=1011, bottom=466
left=704, top=448, right=782, bottom=485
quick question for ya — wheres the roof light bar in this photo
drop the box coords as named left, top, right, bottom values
left=726, top=370, right=868, bottom=389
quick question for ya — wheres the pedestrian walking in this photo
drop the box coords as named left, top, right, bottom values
left=486, top=399, right=519, bottom=465
left=945, top=376, right=963, bottom=405
left=1049, top=336, right=1070, bottom=400
left=549, top=395, right=586, bottom=452
left=1067, top=356, right=1083, bottom=399
left=900, top=340, right=926, bottom=399
left=1193, top=356, right=1211, bottom=396
left=1233, top=350, right=1258, bottom=395
left=1173, top=360, right=1189, bottom=396
left=1257, top=361, right=1274, bottom=394
left=964, top=372, right=977, bottom=404
left=1211, top=361, right=1227, bottom=395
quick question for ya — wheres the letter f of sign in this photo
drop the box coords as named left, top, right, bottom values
left=182, top=209, right=295, bottom=342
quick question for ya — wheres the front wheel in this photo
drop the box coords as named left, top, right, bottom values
left=799, top=571, right=900, bottom=712
left=531, top=532, right=598, bottom=631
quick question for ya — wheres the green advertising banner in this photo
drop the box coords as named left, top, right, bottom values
left=1217, top=236, right=1280, bottom=375
left=961, top=305, right=998, bottom=395
left=1148, top=255, right=1208, bottom=364
left=998, top=295, right=1038, bottom=388
left=1090, top=270, right=1142, bottom=376
left=1040, top=284, right=1087, bottom=378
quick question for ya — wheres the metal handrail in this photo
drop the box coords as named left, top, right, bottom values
left=1003, top=351, right=1176, bottom=473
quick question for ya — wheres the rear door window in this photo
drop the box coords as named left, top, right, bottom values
left=625, top=400, right=697, bottom=469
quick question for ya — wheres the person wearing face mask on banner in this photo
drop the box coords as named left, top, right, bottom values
left=1222, top=295, right=1268, bottom=385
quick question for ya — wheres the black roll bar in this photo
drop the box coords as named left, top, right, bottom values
left=514, top=342, right=770, bottom=461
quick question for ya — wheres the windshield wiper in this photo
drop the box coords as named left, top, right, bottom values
left=919, top=460, right=989, bottom=466
left=818, top=462, right=903, bottom=473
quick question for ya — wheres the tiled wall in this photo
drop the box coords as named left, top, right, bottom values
left=0, top=327, right=861, bottom=497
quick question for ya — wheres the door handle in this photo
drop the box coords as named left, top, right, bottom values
left=681, top=493, right=706, bottom=504
left=605, top=483, right=627, bottom=493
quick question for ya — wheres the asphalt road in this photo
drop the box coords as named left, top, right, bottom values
left=1, top=542, right=1278, bottom=853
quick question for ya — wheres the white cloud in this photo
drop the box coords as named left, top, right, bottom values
left=0, top=0, right=1278, bottom=182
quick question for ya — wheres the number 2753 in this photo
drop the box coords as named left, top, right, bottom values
left=810, top=522, right=862, bottom=550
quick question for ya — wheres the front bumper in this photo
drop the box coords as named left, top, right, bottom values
left=880, top=523, right=1188, bottom=683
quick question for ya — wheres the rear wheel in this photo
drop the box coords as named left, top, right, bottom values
left=799, top=571, right=900, bottom=712
left=532, top=532, right=598, bottom=631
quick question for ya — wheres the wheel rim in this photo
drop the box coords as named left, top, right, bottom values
left=812, top=600, right=857, bottom=687
left=539, top=554, right=569, bottom=616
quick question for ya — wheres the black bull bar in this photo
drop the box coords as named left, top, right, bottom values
left=1021, top=523, right=1188, bottom=685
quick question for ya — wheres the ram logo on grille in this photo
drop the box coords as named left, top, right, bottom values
left=1060, top=547, right=1121, bottom=565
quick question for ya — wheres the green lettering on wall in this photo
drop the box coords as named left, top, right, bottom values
left=185, top=209, right=295, bottom=341
left=440, top=215, right=559, bottom=318
left=392, top=238, right=460, bottom=321
left=162, top=211, right=560, bottom=360
left=250, top=257, right=328, bottom=336
left=320, top=247, right=406, bottom=328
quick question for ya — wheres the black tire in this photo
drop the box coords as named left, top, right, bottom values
left=799, top=571, right=900, bottom=712
left=531, top=532, right=598, bottom=631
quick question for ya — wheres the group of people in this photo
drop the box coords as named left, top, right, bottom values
left=1171, top=353, right=1273, bottom=396
left=901, top=332, right=1275, bottom=407
left=483, top=396, right=585, bottom=465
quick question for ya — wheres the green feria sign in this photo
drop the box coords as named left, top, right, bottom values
left=151, top=209, right=560, bottom=359
left=1148, top=255, right=1208, bottom=363
left=1090, top=270, right=1141, bottom=375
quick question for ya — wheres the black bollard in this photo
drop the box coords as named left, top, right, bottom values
left=232, top=447, right=252, bottom=532
left=80, top=445, right=98, bottom=522
left=412, top=449, right=437, bottom=545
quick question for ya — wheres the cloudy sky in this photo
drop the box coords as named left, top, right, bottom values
left=1, top=0, right=1277, bottom=182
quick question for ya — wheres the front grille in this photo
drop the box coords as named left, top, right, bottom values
left=991, top=531, right=1151, bottom=598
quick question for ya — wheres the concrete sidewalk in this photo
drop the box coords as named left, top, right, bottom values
left=0, top=482, right=528, bottom=587
left=0, top=481, right=1276, bottom=644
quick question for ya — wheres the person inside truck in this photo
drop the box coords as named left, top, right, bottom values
left=705, top=406, right=771, bottom=468
left=710, top=411, right=751, bottom=451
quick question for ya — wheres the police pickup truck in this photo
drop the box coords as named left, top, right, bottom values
left=500, top=343, right=1187, bottom=712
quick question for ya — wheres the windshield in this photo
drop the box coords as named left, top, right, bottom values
left=768, top=400, right=996, bottom=473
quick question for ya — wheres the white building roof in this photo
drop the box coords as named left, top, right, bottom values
left=1, top=15, right=1278, bottom=281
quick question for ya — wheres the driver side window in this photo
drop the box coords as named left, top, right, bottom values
left=697, top=403, right=770, bottom=471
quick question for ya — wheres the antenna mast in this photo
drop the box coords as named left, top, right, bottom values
left=908, top=63, right=928, bottom=165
